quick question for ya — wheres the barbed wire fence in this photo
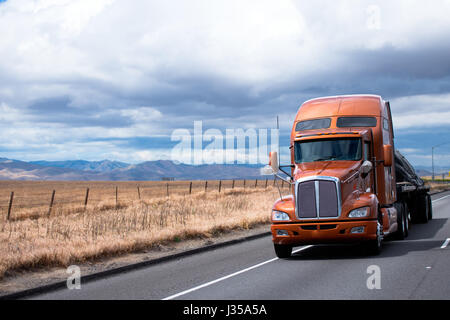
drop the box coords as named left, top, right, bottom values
left=0, top=178, right=290, bottom=221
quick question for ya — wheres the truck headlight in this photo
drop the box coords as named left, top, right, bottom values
left=272, top=210, right=290, bottom=221
left=348, top=207, right=369, bottom=218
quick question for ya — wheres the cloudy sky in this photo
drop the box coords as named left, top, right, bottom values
left=1, top=0, right=450, bottom=168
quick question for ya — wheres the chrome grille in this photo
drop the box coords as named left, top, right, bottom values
left=295, top=177, right=341, bottom=219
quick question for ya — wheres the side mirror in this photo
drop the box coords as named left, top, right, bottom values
left=383, top=145, right=393, bottom=167
left=269, top=151, right=279, bottom=174
left=360, top=160, right=373, bottom=178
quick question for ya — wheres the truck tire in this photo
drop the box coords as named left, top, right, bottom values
left=415, top=194, right=429, bottom=224
left=364, top=222, right=382, bottom=255
left=427, top=194, right=433, bottom=220
left=274, top=244, right=292, bottom=259
left=394, top=202, right=408, bottom=240
left=403, top=202, right=410, bottom=237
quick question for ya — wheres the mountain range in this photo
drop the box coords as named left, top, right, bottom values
left=415, top=165, right=450, bottom=178
left=0, top=157, right=446, bottom=181
left=0, top=158, right=266, bottom=181
left=29, top=160, right=130, bottom=172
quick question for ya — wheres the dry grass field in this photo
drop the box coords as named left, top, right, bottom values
left=0, top=180, right=288, bottom=279
left=424, top=181, right=450, bottom=193
left=0, top=179, right=281, bottom=221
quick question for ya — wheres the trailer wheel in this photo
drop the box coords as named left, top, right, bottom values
left=274, top=244, right=292, bottom=259
left=427, top=194, right=433, bottom=220
left=416, top=194, right=429, bottom=224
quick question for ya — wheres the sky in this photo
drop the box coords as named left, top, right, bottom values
left=0, top=0, right=450, bottom=169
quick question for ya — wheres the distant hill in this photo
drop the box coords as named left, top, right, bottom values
left=415, top=165, right=449, bottom=177
left=0, top=158, right=100, bottom=180
left=30, top=160, right=130, bottom=172
left=2, top=156, right=447, bottom=181
left=0, top=158, right=266, bottom=181
left=104, top=161, right=265, bottom=180
left=416, top=169, right=432, bottom=177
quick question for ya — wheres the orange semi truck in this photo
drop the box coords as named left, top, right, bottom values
left=269, top=95, right=432, bottom=257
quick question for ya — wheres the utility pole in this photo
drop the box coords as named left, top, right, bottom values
left=432, top=146, right=435, bottom=182
left=432, top=142, right=450, bottom=182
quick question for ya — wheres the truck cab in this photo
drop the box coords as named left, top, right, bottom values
left=270, top=95, right=430, bottom=257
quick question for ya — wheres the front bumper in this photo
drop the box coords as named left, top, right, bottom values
left=271, top=220, right=378, bottom=246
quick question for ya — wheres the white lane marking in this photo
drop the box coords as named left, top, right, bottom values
left=432, top=194, right=450, bottom=203
left=441, top=238, right=450, bottom=249
left=162, top=245, right=313, bottom=300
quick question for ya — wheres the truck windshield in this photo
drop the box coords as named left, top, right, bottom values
left=294, top=138, right=362, bottom=163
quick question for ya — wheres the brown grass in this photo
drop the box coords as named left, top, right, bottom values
left=0, top=179, right=277, bottom=221
left=0, top=184, right=287, bottom=280
left=425, top=181, right=450, bottom=193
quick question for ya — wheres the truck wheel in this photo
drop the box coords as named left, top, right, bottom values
left=417, top=195, right=429, bottom=224
left=427, top=194, right=433, bottom=220
left=364, top=222, right=382, bottom=255
left=403, top=202, right=410, bottom=237
left=274, top=244, right=292, bottom=259
left=394, top=202, right=407, bottom=240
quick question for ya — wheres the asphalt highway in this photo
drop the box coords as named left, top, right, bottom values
left=31, top=191, right=450, bottom=300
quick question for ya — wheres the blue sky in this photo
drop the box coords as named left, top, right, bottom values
left=0, top=0, right=450, bottom=170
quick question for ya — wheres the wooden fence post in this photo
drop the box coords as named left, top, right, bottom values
left=115, top=186, right=118, bottom=207
left=265, top=179, right=268, bottom=189
left=243, top=179, right=246, bottom=189
left=273, top=177, right=276, bottom=186
left=166, top=183, right=169, bottom=197
left=137, top=186, right=141, bottom=200
left=84, top=188, right=90, bottom=208
left=281, top=180, right=284, bottom=188
left=189, top=181, right=193, bottom=195
left=48, top=190, right=55, bottom=216
left=205, top=181, right=208, bottom=193
left=232, top=179, right=235, bottom=189
left=218, top=180, right=222, bottom=193
left=254, top=179, right=258, bottom=188
left=7, top=191, right=14, bottom=220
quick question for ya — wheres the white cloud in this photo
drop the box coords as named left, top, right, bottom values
left=2, top=0, right=448, bottom=106
left=398, top=148, right=422, bottom=154
left=1, top=0, right=450, bottom=163
left=391, top=93, right=450, bottom=129
left=121, top=107, right=162, bottom=123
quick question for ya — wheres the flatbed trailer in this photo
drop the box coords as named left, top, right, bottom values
left=395, top=149, right=432, bottom=224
